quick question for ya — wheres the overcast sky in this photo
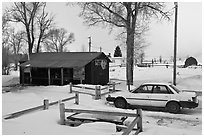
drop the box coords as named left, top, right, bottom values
left=146, top=2, right=202, bottom=61
left=2, top=1, right=202, bottom=62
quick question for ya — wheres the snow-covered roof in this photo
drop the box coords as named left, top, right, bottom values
left=20, top=52, right=111, bottom=68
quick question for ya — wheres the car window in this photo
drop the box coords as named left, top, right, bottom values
left=169, top=85, right=181, bottom=93
left=134, top=85, right=153, bottom=94
left=153, top=85, right=170, bottom=94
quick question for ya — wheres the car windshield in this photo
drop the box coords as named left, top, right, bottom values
left=169, top=84, right=181, bottom=93
left=131, top=86, right=142, bottom=93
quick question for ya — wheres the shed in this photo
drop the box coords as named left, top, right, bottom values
left=184, top=56, right=198, bottom=68
left=19, top=52, right=110, bottom=86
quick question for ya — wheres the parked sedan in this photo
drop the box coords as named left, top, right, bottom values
left=106, top=83, right=199, bottom=113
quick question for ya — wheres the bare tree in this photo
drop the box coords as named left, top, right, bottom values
left=2, top=12, right=11, bottom=75
left=44, top=28, right=75, bottom=52
left=134, top=36, right=149, bottom=65
left=7, top=2, right=54, bottom=54
left=2, top=47, right=11, bottom=75
left=77, top=2, right=172, bottom=88
left=2, top=12, right=10, bottom=48
left=36, top=3, right=54, bottom=53
left=9, top=29, right=26, bottom=70
left=116, top=29, right=149, bottom=65
left=139, top=51, right=145, bottom=64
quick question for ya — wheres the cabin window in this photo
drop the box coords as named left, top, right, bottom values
left=95, top=59, right=107, bottom=70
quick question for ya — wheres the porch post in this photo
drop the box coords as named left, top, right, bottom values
left=48, top=68, right=51, bottom=85
left=61, top=68, right=64, bottom=86
left=22, top=67, right=24, bottom=85
left=29, top=68, right=32, bottom=84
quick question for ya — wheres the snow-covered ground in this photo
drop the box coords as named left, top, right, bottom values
left=2, top=66, right=202, bottom=135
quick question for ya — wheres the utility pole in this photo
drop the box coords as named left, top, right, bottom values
left=100, top=47, right=102, bottom=52
left=88, top=36, right=91, bottom=52
left=173, top=2, right=178, bottom=86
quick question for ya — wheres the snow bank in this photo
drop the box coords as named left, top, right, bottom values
left=2, top=71, right=19, bottom=87
left=2, top=108, right=116, bottom=135
left=2, top=85, right=71, bottom=115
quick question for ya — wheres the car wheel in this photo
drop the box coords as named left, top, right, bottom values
left=114, top=97, right=127, bottom=109
left=166, top=102, right=180, bottom=113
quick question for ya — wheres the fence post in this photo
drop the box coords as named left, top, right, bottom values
left=95, top=85, right=101, bottom=100
left=58, top=100, right=62, bottom=106
left=112, top=82, right=116, bottom=93
left=59, top=103, right=65, bottom=125
left=75, top=92, right=79, bottom=105
left=70, top=82, right=72, bottom=93
left=43, top=99, right=49, bottom=110
left=137, top=109, right=143, bottom=132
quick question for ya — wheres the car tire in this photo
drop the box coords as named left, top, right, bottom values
left=114, top=97, right=127, bottom=109
left=166, top=102, right=180, bottom=113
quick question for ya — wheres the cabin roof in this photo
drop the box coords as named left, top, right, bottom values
left=20, top=52, right=110, bottom=68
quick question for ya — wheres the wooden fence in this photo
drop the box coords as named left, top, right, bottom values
left=70, top=82, right=120, bottom=100
left=59, top=103, right=142, bottom=135
left=4, top=92, right=79, bottom=120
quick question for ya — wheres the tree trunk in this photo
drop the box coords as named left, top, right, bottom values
left=126, top=28, right=134, bottom=89
left=36, top=42, right=40, bottom=53
left=25, top=26, right=33, bottom=55
left=14, top=54, right=18, bottom=71
left=125, top=2, right=137, bottom=90
left=14, top=62, right=18, bottom=71
left=36, top=33, right=42, bottom=53
left=28, top=42, right=33, bottom=55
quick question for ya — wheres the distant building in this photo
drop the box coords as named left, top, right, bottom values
left=19, top=52, right=110, bottom=86
left=110, top=57, right=126, bottom=67
left=137, top=60, right=152, bottom=67
left=184, top=57, right=198, bottom=68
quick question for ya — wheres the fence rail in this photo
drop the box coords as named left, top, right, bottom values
left=59, top=103, right=142, bottom=135
left=70, top=82, right=120, bottom=100
left=4, top=93, right=79, bottom=120
left=122, top=109, right=142, bottom=135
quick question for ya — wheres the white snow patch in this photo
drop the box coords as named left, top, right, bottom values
left=2, top=66, right=202, bottom=135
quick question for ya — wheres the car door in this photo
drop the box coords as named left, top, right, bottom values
left=149, top=85, right=172, bottom=107
left=126, top=85, right=153, bottom=106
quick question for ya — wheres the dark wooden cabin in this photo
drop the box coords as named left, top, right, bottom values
left=19, top=52, right=110, bottom=86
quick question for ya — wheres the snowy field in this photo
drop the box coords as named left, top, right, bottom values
left=2, top=66, right=202, bottom=135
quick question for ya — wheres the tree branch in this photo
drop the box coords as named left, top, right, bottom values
left=143, top=3, right=171, bottom=20
left=96, top=2, right=126, bottom=23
